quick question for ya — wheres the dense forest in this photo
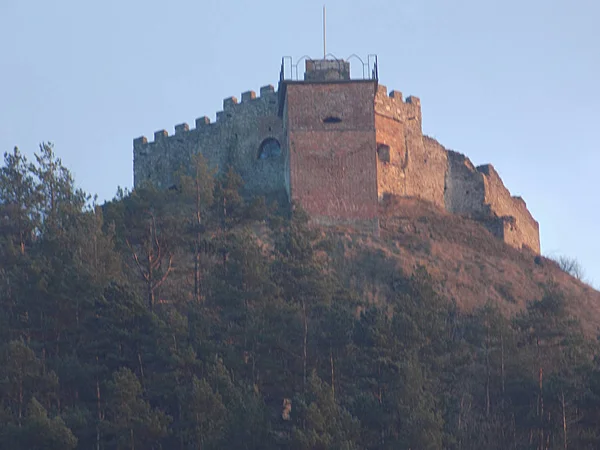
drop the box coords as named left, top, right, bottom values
left=1, top=143, right=600, bottom=449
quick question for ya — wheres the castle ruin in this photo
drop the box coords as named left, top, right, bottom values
left=133, top=56, right=540, bottom=253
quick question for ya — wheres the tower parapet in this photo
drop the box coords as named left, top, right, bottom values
left=374, top=84, right=422, bottom=128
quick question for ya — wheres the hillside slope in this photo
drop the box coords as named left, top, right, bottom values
left=6, top=144, right=600, bottom=449
left=322, top=197, right=600, bottom=335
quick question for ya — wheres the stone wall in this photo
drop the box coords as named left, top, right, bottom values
left=285, top=81, right=378, bottom=222
left=374, top=85, right=447, bottom=208
left=444, top=149, right=540, bottom=253
left=304, top=60, right=351, bottom=81
left=133, top=85, right=285, bottom=197
left=133, top=66, right=540, bottom=253
left=445, top=150, right=488, bottom=217
left=479, top=164, right=541, bottom=253
left=374, top=114, right=407, bottom=198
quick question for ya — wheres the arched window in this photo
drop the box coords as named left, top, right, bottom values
left=258, top=138, right=281, bottom=159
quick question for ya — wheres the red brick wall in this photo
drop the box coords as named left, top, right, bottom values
left=285, top=82, right=378, bottom=221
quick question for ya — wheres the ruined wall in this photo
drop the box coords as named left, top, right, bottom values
left=133, top=85, right=285, bottom=196
left=444, top=150, right=488, bottom=217
left=445, top=150, right=540, bottom=253
left=374, top=85, right=446, bottom=208
left=285, top=81, right=378, bottom=223
left=479, top=165, right=540, bottom=253
left=420, top=136, right=450, bottom=207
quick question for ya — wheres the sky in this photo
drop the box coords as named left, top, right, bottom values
left=1, top=0, right=598, bottom=286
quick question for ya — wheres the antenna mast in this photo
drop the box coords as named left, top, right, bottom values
left=323, top=5, right=327, bottom=58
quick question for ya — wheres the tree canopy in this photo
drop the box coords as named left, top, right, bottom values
left=1, top=144, right=599, bottom=449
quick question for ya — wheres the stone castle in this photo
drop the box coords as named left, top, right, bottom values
left=133, top=56, right=540, bottom=253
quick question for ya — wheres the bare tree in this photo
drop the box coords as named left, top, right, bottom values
left=555, top=256, right=585, bottom=281
left=126, top=212, right=174, bottom=310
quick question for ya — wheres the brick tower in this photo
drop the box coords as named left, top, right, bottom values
left=279, top=59, right=379, bottom=229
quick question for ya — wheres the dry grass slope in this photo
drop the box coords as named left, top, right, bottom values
left=321, top=197, right=600, bottom=336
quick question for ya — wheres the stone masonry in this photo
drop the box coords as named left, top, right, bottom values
left=133, top=58, right=540, bottom=253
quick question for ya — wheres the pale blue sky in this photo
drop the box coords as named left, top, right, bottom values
left=1, top=0, right=598, bottom=285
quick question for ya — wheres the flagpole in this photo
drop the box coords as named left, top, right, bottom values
left=323, top=5, right=327, bottom=58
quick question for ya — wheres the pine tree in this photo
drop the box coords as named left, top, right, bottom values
left=176, top=153, right=215, bottom=302
left=103, top=367, right=170, bottom=449
left=2, top=397, right=78, bottom=450
left=0, top=146, right=41, bottom=257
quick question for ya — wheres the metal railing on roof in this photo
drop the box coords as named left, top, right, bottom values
left=279, top=53, right=378, bottom=82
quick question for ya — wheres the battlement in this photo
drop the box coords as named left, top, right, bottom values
left=376, top=84, right=420, bottom=105
left=375, top=84, right=422, bottom=126
left=174, top=123, right=189, bottom=134
left=133, top=85, right=278, bottom=148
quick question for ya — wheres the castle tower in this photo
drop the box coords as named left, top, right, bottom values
left=132, top=55, right=540, bottom=253
left=279, top=58, right=379, bottom=229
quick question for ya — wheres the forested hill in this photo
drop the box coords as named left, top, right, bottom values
left=1, top=143, right=600, bottom=449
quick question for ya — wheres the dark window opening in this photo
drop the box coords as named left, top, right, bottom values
left=258, top=138, right=282, bottom=159
left=377, top=143, right=391, bottom=163
left=323, top=116, right=342, bottom=124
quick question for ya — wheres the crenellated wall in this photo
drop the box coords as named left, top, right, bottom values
left=133, top=62, right=540, bottom=253
left=133, top=85, right=285, bottom=197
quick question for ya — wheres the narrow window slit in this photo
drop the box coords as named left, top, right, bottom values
left=323, top=116, right=342, bottom=124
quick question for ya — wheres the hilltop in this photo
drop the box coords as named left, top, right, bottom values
left=2, top=144, right=600, bottom=449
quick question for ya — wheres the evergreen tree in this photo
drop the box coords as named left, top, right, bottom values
left=176, top=376, right=226, bottom=449
left=176, top=153, right=215, bottom=302
left=0, top=340, right=59, bottom=426
left=291, top=371, right=360, bottom=450
left=1, top=397, right=78, bottom=450
left=103, top=367, right=170, bottom=449
left=0, top=146, right=40, bottom=257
